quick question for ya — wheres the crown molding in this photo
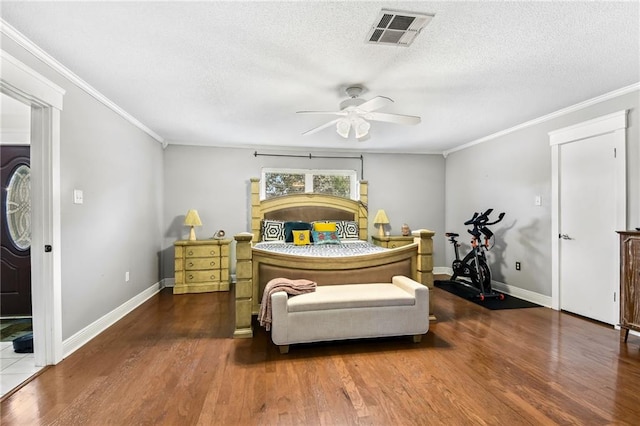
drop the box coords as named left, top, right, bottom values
left=443, top=82, right=640, bottom=157
left=1, top=18, right=165, bottom=144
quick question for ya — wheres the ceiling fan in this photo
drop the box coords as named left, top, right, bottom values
left=297, top=85, right=421, bottom=141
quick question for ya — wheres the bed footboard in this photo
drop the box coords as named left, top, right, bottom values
left=233, top=229, right=435, bottom=338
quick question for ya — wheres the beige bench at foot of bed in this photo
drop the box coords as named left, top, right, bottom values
left=270, top=275, right=429, bottom=354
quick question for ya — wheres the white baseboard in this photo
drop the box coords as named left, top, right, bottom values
left=490, top=281, right=552, bottom=307
left=434, top=267, right=453, bottom=276
left=62, top=281, right=163, bottom=358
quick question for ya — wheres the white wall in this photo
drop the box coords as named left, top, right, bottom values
left=445, top=90, right=639, bottom=297
left=162, top=146, right=446, bottom=279
left=0, top=92, right=30, bottom=144
left=2, top=35, right=165, bottom=341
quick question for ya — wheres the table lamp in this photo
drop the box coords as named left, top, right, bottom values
left=184, top=209, right=202, bottom=241
left=373, top=209, right=390, bottom=237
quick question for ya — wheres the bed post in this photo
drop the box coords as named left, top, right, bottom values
left=250, top=178, right=262, bottom=243
left=359, top=180, right=368, bottom=240
left=234, top=233, right=254, bottom=338
left=414, top=229, right=436, bottom=321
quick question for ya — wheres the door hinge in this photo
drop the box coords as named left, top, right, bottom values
left=614, top=292, right=616, bottom=302
left=614, top=148, right=617, bottom=158
left=44, top=245, right=52, bottom=252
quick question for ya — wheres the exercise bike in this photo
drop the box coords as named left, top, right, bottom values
left=445, top=209, right=505, bottom=301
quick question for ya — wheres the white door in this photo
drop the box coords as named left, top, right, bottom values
left=559, top=132, right=621, bottom=324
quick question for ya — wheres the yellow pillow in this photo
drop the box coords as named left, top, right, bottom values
left=314, top=222, right=337, bottom=232
left=293, top=230, right=311, bottom=245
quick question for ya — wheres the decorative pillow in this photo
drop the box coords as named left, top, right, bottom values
left=284, top=221, right=313, bottom=243
left=335, top=220, right=359, bottom=239
left=314, top=221, right=337, bottom=232
left=261, top=219, right=285, bottom=241
left=293, top=230, right=311, bottom=245
left=312, top=230, right=341, bottom=245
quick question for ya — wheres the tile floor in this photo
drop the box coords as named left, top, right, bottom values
left=0, top=341, right=42, bottom=398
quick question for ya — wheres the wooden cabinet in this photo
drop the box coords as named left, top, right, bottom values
left=618, top=231, right=640, bottom=342
left=174, top=239, right=231, bottom=294
left=371, top=235, right=415, bottom=249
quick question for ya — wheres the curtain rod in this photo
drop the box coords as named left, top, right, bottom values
left=253, top=151, right=365, bottom=180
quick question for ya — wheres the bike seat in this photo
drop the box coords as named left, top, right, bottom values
left=445, top=232, right=459, bottom=238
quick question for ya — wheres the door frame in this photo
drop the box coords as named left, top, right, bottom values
left=549, top=110, right=627, bottom=313
left=1, top=50, right=65, bottom=365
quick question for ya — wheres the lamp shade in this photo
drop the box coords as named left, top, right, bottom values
left=184, top=209, right=202, bottom=241
left=373, top=209, right=390, bottom=225
left=184, top=209, right=202, bottom=226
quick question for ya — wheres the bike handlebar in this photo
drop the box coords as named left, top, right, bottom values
left=485, top=212, right=505, bottom=226
left=463, top=209, right=505, bottom=231
left=464, top=209, right=495, bottom=227
left=463, top=212, right=480, bottom=226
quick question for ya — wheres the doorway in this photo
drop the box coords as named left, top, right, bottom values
left=1, top=50, right=65, bottom=376
left=550, top=111, right=627, bottom=325
left=0, top=92, right=39, bottom=397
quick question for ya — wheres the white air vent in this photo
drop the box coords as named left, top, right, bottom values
left=366, top=9, right=434, bottom=47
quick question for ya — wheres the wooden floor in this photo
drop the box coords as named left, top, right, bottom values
left=1, top=286, right=639, bottom=425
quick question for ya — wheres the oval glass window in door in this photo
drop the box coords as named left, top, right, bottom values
left=6, top=164, right=31, bottom=250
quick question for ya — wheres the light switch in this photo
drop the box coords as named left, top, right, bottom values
left=73, top=189, right=84, bottom=204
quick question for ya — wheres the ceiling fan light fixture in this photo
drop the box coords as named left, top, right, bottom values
left=354, top=118, right=371, bottom=139
left=336, top=119, right=351, bottom=138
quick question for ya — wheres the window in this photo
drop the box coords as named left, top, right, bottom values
left=261, top=168, right=358, bottom=200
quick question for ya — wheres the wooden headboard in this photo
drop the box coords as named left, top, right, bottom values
left=249, top=178, right=369, bottom=242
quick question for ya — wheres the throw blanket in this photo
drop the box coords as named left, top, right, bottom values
left=258, top=278, right=317, bottom=331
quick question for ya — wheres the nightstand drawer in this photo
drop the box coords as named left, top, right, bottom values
left=185, top=258, right=221, bottom=270
left=371, top=235, right=414, bottom=248
left=186, top=270, right=222, bottom=283
left=185, top=246, right=221, bottom=258
left=388, top=240, right=413, bottom=248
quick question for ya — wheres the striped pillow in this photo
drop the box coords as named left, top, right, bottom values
left=335, top=220, right=359, bottom=239
left=261, top=220, right=285, bottom=241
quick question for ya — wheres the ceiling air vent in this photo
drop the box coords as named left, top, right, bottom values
left=366, top=9, right=434, bottom=47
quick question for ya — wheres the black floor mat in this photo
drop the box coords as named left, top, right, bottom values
left=435, top=280, right=542, bottom=310
left=0, top=318, right=33, bottom=341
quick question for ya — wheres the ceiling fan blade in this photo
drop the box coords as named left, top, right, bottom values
left=301, top=118, right=340, bottom=136
left=357, top=96, right=394, bottom=112
left=297, top=110, right=346, bottom=116
left=365, top=111, right=421, bottom=125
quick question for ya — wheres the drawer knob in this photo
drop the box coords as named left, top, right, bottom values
left=188, top=251, right=193, bottom=256
left=210, top=251, right=215, bottom=255
left=188, top=274, right=193, bottom=279
left=210, top=275, right=215, bottom=280
left=210, top=261, right=216, bottom=266
left=188, top=262, right=194, bottom=267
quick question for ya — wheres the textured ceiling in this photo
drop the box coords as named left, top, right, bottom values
left=1, top=1, right=638, bottom=153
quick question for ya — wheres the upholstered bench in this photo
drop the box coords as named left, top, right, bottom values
left=270, top=275, right=429, bottom=353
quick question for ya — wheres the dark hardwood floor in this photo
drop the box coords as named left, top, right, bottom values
left=2, top=285, right=639, bottom=425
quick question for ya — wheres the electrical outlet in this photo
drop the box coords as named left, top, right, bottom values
left=125, top=271, right=130, bottom=282
left=73, top=189, right=84, bottom=204
left=515, top=262, right=521, bottom=271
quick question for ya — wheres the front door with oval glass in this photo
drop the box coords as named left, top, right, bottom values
left=1, top=145, right=32, bottom=316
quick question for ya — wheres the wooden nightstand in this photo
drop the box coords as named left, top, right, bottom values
left=371, top=235, right=415, bottom=249
left=174, top=239, right=231, bottom=294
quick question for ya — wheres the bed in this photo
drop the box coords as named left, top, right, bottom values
left=233, top=178, right=435, bottom=338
